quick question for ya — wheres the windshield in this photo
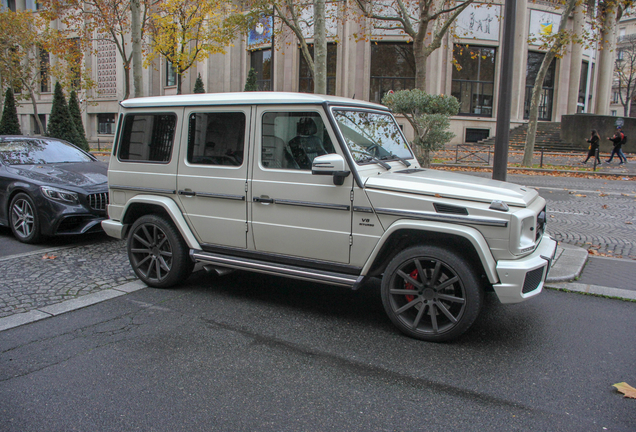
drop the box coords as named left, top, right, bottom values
left=332, top=109, right=413, bottom=165
left=0, top=139, right=93, bottom=165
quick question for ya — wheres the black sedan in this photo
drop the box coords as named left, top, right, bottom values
left=0, top=136, right=109, bottom=244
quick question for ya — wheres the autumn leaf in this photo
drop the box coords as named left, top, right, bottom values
left=602, top=205, right=608, bottom=209
left=588, top=249, right=599, bottom=255
left=42, top=254, right=57, bottom=260
left=626, top=221, right=633, bottom=225
left=599, top=193, right=608, bottom=197
left=574, top=194, right=587, bottom=197
left=613, top=382, right=636, bottom=398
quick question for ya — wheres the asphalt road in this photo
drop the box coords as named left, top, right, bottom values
left=1, top=270, right=635, bottom=431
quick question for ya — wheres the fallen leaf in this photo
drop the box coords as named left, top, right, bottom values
left=574, top=194, right=587, bottom=197
left=599, top=193, right=608, bottom=197
left=434, top=194, right=442, bottom=198
left=602, top=205, right=608, bottom=209
left=588, top=249, right=599, bottom=255
left=550, top=215, right=555, bottom=218
left=626, top=221, right=633, bottom=225
left=42, top=254, right=57, bottom=260
left=613, top=382, right=636, bottom=398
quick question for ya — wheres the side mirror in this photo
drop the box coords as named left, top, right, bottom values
left=312, top=154, right=351, bottom=186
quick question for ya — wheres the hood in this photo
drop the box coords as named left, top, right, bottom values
left=8, top=161, right=108, bottom=189
left=364, top=168, right=538, bottom=207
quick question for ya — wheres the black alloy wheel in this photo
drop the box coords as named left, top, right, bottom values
left=127, top=215, right=194, bottom=288
left=381, top=246, right=483, bottom=342
left=10, top=193, right=41, bottom=244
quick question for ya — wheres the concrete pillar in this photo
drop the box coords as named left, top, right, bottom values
left=510, top=0, right=528, bottom=122
left=595, top=3, right=618, bottom=115
left=567, top=2, right=585, bottom=114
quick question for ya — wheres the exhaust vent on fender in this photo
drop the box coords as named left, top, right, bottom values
left=434, top=203, right=469, bottom=215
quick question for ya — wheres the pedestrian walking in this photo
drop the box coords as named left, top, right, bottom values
left=582, top=129, right=601, bottom=164
left=607, top=128, right=628, bottom=164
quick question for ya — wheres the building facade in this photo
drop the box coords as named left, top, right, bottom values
left=2, top=0, right=612, bottom=147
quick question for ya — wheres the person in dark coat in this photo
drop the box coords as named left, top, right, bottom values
left=607, top=128, right=628, bottom=164
left=582, top=129, right=601, bottom=164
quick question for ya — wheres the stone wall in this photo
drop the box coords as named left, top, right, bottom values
left=561, top=114, right=635, bottom=153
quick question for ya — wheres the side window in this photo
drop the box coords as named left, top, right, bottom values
left=187, top=112, right=246, bottom=166
left=261, top=111, right=335, bottom=170
left=118, top=113, right=176, bottom=163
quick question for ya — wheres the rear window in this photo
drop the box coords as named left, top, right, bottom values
left=118, top=113, right=176, bottom=163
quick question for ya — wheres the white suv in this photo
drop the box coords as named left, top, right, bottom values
left=102, top=92, right=557, bottom=342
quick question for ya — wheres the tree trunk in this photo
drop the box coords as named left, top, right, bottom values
left=313, top=0, right=327, bottom=94
left=177, top=73, right=182, bottom=95
left=413, top=38, right=427, bottom=90
left=28, top=88, right=44, bottom=135
left=123, top=60, right=131, bottom=100
left=131, top=0, right=144, bottom=98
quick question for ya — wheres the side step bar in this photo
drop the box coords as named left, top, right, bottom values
left=190, top=250, right=364, bottom=288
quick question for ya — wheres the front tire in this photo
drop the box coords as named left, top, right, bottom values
left=127, top=215, right=194, bottom=288
left=10, top=193, right=41, bottom=244
left=381, top=246, right=483, bottom=342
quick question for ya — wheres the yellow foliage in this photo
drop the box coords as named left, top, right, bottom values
left=147, top=0, right=237, bottom=87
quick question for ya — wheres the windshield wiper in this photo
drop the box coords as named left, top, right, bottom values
left=360, top=156, right=391, bottom=170
left=381, top=154, right=411, bottom=167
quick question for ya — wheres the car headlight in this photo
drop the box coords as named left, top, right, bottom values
left=41, top=186, right=79, bottom=204
left=510, top=209, right=537, bottom=256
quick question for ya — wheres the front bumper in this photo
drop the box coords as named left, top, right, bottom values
left=101, top=219, right=125, bottom=239
left=492, top=234, right=557, bottom=304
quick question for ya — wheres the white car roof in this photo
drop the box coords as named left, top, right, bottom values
left=120, top=92, right=388, bottom=110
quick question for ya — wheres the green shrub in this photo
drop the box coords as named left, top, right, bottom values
left=0, top=88, right=21, bottom=135
left=383, top=89, right=459, bottom=167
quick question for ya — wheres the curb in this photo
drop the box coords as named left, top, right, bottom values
left=546, top=243, right=589, bottom=283
left=432, top=163, right=636, bottom=178
left=546, top=282, right=636, bottom=301
left=0, top=280, right=146, bottom=332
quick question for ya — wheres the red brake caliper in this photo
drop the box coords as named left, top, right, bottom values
left=404, top=269, right=418, bottom=302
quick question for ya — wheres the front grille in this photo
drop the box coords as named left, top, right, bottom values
left=88, top=192, right=109, bottom=211
left=522, top=266, right=545, bottom=294
left=536, top=207, right=546, bottom=241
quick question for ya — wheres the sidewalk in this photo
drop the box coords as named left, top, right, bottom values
left=546, top=243, right=636, bottom=301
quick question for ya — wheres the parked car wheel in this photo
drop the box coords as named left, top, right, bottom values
left=381, top=246, right=483, bottom=342
left=127, top=215, right=194, bottom=288
left=10, top=193, right=42, bottom=244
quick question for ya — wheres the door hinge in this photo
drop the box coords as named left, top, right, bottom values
left=245, top=222, right=249, bottom=232
left=349, top=235, right=353, bottom=246
left=350, top=190, right=354, bottom=201
left=245, top=182, right=248, bottom=193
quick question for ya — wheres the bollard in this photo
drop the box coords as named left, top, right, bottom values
left=540, top=149, right=544, bottom=168
left=98, top=138, right=100, bottom=152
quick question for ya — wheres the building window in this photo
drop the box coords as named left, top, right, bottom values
left=370, top=42, right=415, bottom=103
left=611, top=110, right=617, bottom=116
left=250, top=49, right=272, bottom=91
left=299, top=43, right=337, bottom=95
left=40, top=48, right=50, bottom=93
left=451, top=45, right=496, bottom=117
left=33, top=114, right=46, bottom=135
left=166, top=61, right=177, bottom=87
left=524, top=52, right=556, bottom=121
left=69, top=38, right=81, bottom=89
left=7, top=0, right=16, bottom=11
left=98, top=113, right=116, bottom=135
left=578, top=61, right=589, bottom=112
left=612, top=91, right=620, bottom=104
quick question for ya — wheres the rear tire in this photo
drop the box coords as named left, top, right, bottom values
left=381, top=246, right=483, bottom=342
left=127, top=215, right=194, bottom=288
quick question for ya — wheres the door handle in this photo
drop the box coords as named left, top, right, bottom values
left=253, top=196, right=274, bottom=204
left=179, top=190, right=196, bottom=197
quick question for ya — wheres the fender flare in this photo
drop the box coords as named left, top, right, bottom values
left=361, top=219, right=499, bottom=283
left=122, top=195, right=201, bottom=250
